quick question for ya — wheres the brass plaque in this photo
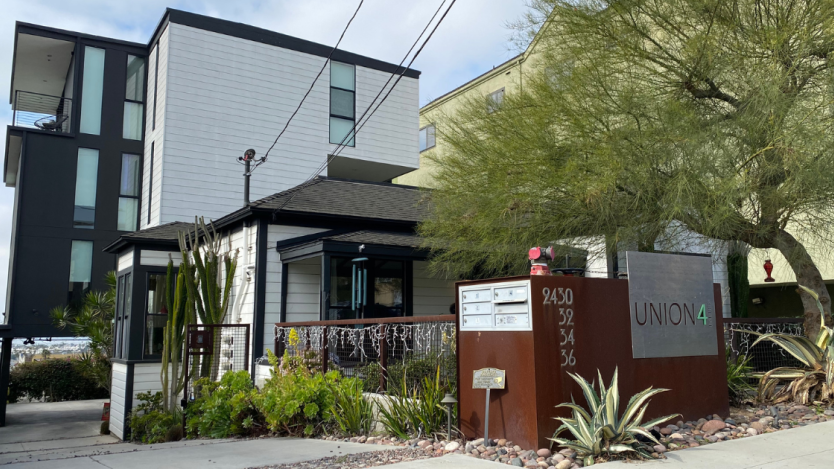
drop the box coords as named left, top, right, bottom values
left=473, top=368, right=506, bottom=389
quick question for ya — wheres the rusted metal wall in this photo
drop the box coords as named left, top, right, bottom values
left=458, top=276, right=729, bottom=449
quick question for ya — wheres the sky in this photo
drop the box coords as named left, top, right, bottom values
left=0, top=0, right=530, bottom=312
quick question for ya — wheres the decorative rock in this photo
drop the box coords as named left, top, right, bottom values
left=525, top=460, right=539, bottom=468
left=556, top=460, right=572, bottom=469
left=653, top=445, right=666, bottom=453
left=747, top=428, right=759, bottom=436
left=498, top=439, right=508, bottom=446
left=552, top=454, right=565, bottom=462
left=514, top=445, right=523, bottom=453
left=701, top=420, right=726, bottom=434
left=472, top=438, right=484, bottom=446
left=724, top=418, right=736, bottom=425
left=707, top=436, right=719, bottom=443
left=511, top=458, right=524, bottom=467
left=445, top=442, right=460, bottom=452
left=537, top=449, right=552, bottom=458
left=660, top=428, right=673, bottom=435
left=417, top=440, right=431, bottom=448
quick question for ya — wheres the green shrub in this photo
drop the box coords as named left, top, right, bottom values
left=128, top=391, right=180, bottom=443
left=357, top=352, right=456, bottom=394
left=377, top=366, right=451, bottom=440
left=726, top=349, right=754, bottom=405
left=186, top=370, right=262, bottom=439
left=331, top=377, right=373, bottom=436
left=258, top=367, right=344, bottom=436
left=8, top=359, right=109, bottom=403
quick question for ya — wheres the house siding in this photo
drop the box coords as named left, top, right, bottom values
left=412, top=260, right=455, bottom=317
left=110, top=363, right=128, bottom=440
left=142, top=26, right=170, bottom=229
left=156, top=23, right=419, bottom=224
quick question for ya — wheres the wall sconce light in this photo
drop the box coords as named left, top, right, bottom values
left=752, top=297, right=764, bottom=306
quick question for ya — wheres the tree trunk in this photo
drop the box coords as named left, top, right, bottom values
left=773, top=230, right=832, bottom=339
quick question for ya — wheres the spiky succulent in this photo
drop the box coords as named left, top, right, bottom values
left=550, top=368, right=678, bottom=466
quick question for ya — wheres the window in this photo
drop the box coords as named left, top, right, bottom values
left=487, top=88, right=504, bottom=113
left=118, top=153, right=141, bottom=231
left=330, top=62, right=355, bottom=146
left=80, top=47, right=105, bottom=135
left=115, top=272, right=132, bottom=359
left=152, top=47, right=159, bottom=130
left=74, top=148, right=99, bottom=229
left=147, top=142, right=154, bottom=225
left=419, top=124, right=436, bottom=152
left=123, top=55, right=145, bottom=140
left=68, top=240, right=93, bottom=305
left=144, top=273, right=168, bottom=357
left=327, top=257, right=406, bottom=320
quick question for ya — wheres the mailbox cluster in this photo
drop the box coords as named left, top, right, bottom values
left=459, top=280, right=532, bottom=331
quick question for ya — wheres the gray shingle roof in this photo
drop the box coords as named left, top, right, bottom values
left=251, top=177, right=427, bottom=222
left=119, top=221, right=195, bottom=241
left=322, top=230, right=423, bottom=248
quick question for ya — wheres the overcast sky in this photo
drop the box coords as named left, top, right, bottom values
left=0, top=0, right=529, bottom=311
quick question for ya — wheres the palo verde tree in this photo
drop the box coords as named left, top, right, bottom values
left=420, top=0, right=834, bottom=338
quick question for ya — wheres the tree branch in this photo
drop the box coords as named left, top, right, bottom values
left=683, top=79, right=741, bottom=108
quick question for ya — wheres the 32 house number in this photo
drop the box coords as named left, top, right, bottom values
left=543, top=287, right=577, bottom=367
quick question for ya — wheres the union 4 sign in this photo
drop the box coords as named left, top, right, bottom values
left=626, top=252, right=719, bottom=359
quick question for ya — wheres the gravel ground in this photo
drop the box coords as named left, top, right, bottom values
left=254, top=447, right=435, bottom=469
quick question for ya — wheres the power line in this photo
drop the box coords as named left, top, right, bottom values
left=309, top=0, right=453, bottom=179
left=260, top=0, right=365, bottom=165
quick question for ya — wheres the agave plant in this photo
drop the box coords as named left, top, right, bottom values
left=550, top=368, right=678, bottom=466
left=741, top=285, right=834, bottom=405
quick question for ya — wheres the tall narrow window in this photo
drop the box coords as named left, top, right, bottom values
left=145, top=273, right=168, bottom=357
left=122, top=273, right=132, bottom=358
left=115, top=275, right=125, bottom=357
left=123, top=55, right=145, bottom=140
left=152, top=47, right=159, bottom=130
left=118, top=153, right=141, bottom=231
left=419, top=124, right=436, bottom=152
left=74, top=148, right=99, bottom=229
left=147, top=142, right=154, bottom=225
left=330, top=62, right=355, bottom=147
left=80, top=47, right=105, bottom=135
left=68, top=240, right=93, bottom=304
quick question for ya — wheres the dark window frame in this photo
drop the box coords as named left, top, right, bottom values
left=329, top=61, right=356, bottom=147
left=122, top=54, right=145, bottom=141
left=118, top=153, right=142, bottom=232
left=326, top=256, right=409, bottom=320
left=142, top=270, right=172, bottom=360
left=73, top=147, right=100, bottom=230
left=114, top=271, right=132, bottom=359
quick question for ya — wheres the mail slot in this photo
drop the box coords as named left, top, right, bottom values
left=494, top=286, right=528, bottom=303
left=462, top=315, right=492, bottom=329
left=461, top=289, right=491, bottom=303
left=461, top=302, right=492, bottom=315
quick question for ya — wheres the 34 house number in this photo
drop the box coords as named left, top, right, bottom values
left=543, top=287, right=577, bottom=367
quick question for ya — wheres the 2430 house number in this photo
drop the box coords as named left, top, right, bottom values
left=543, top=287, right=577, bottom=367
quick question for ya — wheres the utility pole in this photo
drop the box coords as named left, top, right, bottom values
left=239, top=149, right=265, bottom=206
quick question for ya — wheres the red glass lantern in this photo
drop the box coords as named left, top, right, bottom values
left=763, top=259, right=775, bottom=283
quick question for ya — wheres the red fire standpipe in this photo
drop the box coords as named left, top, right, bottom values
left=529, top=246, right=555, bottom=276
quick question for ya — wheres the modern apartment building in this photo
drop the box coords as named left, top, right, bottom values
left=2, top=9, right=457, bottom=433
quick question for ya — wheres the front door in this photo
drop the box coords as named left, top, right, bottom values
left=328, top=257, right=405, bottom=320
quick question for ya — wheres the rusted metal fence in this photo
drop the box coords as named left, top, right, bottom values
left=184, top=324, right=250, bottom=401
left=274, top=315, right=456, bottom=393
left=724, top=318, right=804, bottom=373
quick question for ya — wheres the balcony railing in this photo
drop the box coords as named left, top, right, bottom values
left=13, top=91, right=73, bottom=134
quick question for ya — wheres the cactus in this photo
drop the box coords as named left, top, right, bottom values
left=160, top=255, right=193, bottom=412
left=177, top=217, right=239, bottom=381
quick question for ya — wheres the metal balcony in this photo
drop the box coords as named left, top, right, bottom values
left=12, top=91, right=73, bottom=134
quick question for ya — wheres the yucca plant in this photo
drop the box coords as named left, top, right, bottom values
left=741, top=285, right=834, bottom=405
left=550, top=368, right=678, bottom=466
left=331, top=377, right=374, bottom=436
left=726, top=349, right=754, bottom=405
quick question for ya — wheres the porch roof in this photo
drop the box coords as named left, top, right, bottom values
left=277, top=229, right=429, bottom=262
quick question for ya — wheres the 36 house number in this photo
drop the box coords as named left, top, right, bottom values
left=543, top=287, right=577, bottom=367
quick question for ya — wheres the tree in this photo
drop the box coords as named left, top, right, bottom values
left=50, top=271, right=116, bottom=390
left=420, top=0, right=834, bottom=338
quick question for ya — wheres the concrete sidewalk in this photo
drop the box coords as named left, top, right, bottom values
left=597, top=419, right=834, bottom=468
left=3, top=438, right=392, bottom=468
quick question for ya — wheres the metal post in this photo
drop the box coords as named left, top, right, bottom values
left=244, top=158, right=251, bottom=206
left=379, top=324, right=388, bottom=392
left=321, top=326, right=328, bottom=374
left=484, top=387, right=491, bottom=446
left=447, top=405, right=453, bottom=441
left=0, top=338, right=11, bottom=427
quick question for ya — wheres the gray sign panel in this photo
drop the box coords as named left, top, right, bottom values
left=626, top=252, right=718, bottom=359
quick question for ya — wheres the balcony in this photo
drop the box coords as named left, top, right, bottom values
left=13, top=91, right=73, bottom=134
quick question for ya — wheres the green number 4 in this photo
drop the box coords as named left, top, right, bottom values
left=698, top=304, right=708, bottom=325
